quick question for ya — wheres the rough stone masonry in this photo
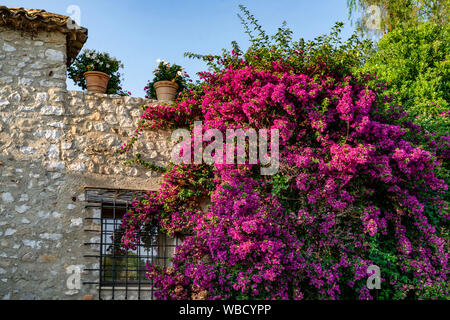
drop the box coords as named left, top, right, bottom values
left=0, top=9, right=172, bottom=299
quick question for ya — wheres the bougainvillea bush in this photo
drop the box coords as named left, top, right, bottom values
left=120, top=7, right=449, bottom=300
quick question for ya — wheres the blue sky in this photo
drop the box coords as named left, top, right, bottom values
left=5, top=1, right=356, bottom=97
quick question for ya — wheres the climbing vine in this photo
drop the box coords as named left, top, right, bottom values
left=120, top=7, right=448, bottom=300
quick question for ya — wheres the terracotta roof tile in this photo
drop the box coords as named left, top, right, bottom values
left=0, top=6, right=88, bottom=66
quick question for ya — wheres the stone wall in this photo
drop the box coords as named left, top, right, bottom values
left=0, top=26, right=67, bottom=89
left=63, top=91, right=171, bottom=189
left=0, top=28, right=172, bottom=299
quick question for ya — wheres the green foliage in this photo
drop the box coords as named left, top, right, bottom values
left=123, top=153, right=168, bottom=173
left=271, top=174, right=290, bottom=198
left=102, top=252, right=147, bottom=282
left=67, top=49, right=129, bottom=95
left=347, top=0, right=449, bottom=36
left=144, top=60, right=188, bottom=99
left=185, top=6, right=374, bottom=79
left=361, top=22, right=450, bottom=136
left=420, top=280, right=450, bottom=300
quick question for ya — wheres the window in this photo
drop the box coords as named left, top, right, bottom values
left=83, top=188, right=180, bottom=300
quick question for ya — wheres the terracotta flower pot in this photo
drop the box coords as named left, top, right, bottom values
left=84, top=71, right=110, bottom=94
left=154, top=80, right=179, bottom=101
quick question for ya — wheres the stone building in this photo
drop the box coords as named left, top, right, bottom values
left=0, top=6, right=175, bottom=300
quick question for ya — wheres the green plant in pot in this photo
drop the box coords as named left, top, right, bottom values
left=68, top=49, right=130, bottom=95
left=144, top=60, right=188, bottom=101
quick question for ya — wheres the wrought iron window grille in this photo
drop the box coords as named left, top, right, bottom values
left=82, top=187, right=179, bottom=300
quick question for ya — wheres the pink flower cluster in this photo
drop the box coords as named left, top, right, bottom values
left=120, top=56, right=448, bottom=299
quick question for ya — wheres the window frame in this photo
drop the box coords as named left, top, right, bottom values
left=83, top=187, right=180, bottom=300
